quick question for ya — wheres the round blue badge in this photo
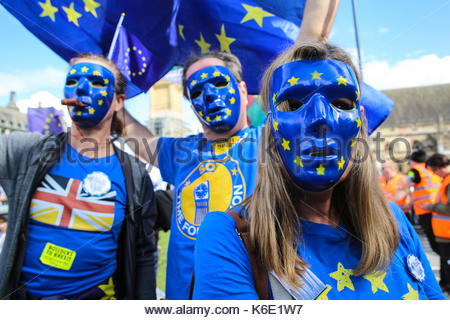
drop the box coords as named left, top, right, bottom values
left=406, top=254, right=425, bottom=282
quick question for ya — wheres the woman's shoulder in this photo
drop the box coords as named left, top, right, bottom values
left=198, top=211, right=239, bottom=238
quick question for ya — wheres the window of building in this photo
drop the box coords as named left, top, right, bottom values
left=154, top=120, right=163, bottom=136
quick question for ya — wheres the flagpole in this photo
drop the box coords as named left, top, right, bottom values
left=351, top=0, right=363, bottom=81
left=107, top=13, right=125, bottom=60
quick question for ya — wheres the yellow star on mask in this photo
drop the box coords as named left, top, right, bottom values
left=240, top=4, right=274, bottom=27
left=198, top=111, right=203, bottom=117
left=88, top=108, right=95, bottom=114
left=402, top=283, right=419, bottom=300
left=195, top=33, right=211, bottom=54
left=225, top=75, right=231, bottom=82
left=93, top=70, right=100, bottom=76
left=329, top=262, right=355, bottom=292
left=355, top=90, right=360, bottom=101
left=213, top=71, right=221, bottom=77
left=287, top=76, right=299, bottom=86
left=101, top=91, right=107, bottom=97
left=351, top=138, right=356, bottom=147
left=363, top=271, right=389, bottom=294
left=98, top=99, right=103, bottom=106
left=294, top=156, right=303, bottom=167
left=98, top=277, right=116, bottom=300
left=316, top=164, right=325, bottom=176
left=229, top=88, right=235, bottom=94
left=215, top=24, right=236, bottom=53
left=76, top=111, right=82, bottom=116
left=311, top=70, right=323, bottom=79
left=272, top=93, right=277, bottom=104
left=39, top=0, right=58, bottom=22
left=62, top=2, right=82, bottom=27
left=206, top=116, right=211, bottom=122
left=83, top=0, right=100, bottom=18
left=104, top=78, right=109, bottom=84
left=201, top=73, right=208, bottom=79
left=316, top=285, right=332, bottom=300
left=336, top=76, right=348, bottom=86
left=70, top=69, right=76, bottom=74
left=215, top=115, right=221, bottom=121
left=356, top=117, right=361, bottom=128
left=81, top=66, right=89, bottom=73
left=69, top=107, right=74, bottom=112
left=229, top=97, right=236, bottom=104
left=338, top=156, right=345, bottom=170
left=282, top=138, right=290, bottom=151
left=178, top=24, right=185, bottom=40
left=191, top=80, right=197, bottom=86
left=272, top=120, right=278, bottom=131
left=225, top=108, right=232, bottom=116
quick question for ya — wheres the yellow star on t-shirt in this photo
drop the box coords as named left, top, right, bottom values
left=329, top=262, right=355, bottom=292
left=215, top=115, right=221, bottom=121
left=282, top=138, right=290, bottom=151
left=178, top=24, right=185, bottom=40
left=225, top=108, right=232, bottom=116
left=240, top=3, right=274, bottom=27
left=316, top=164, right=325, bottom=176
left=287, top=76, right=299, bottom=86
left=232, top=168, right=238, bottom=176
left=195, top=33, right=211, bottom=54
left=402, top=283, right=419, bottom=300
left=363, top=271, right=389, bottom=294
left=338, top=156, right=345, bottom=170
left=213, top=71, right=221, bottom=77
left=311, top=70, right=323, bottom=80
left=39, top=0, right=58, bottom=22
left=229, top=97, right=236, bottom=104
left=315, top=285, right=332, bottom=300
left=272, top=120, right=278, bottom=131
left=62, top=2, right=82, bottom=27
left=215, top=24, right=236, bottom=54
left=336, top=76, right=348, bottom=86
left=88, top=108, right=95, bottom=114
left=81, top=66, right=89, bottom=73
left=201, top=73, right=208, bottom=79
left=294, top=156, right=303, bottom=167
left=98, top=277, right=116, bottom=300
left=356, top=117, right=361, bottom=128
left=83, top=0, right=101, bottom=18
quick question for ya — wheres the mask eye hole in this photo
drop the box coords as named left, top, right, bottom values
left=190, top=90, right=202, bottom=99
left=215, top=80, right=228, bottom=88
left=66, top=79, right=77, bottom=87
left=331, top=98, right=355, bottom=111
left=91, top=80, right=106, bottom=88
left=276, top=99, right=303, bottom=112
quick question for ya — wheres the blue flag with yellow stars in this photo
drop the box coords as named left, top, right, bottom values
left=27, top=107, right=64, bottom=134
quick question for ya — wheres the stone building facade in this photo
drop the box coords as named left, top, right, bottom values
left=0, top=92, right=27, bottom=134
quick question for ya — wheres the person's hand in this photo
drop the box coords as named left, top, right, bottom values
left=418, top=204, right=433, bottom=212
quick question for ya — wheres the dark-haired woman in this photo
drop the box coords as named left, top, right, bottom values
left=0, top=54, right=156, bottom=299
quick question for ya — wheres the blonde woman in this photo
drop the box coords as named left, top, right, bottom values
left=192, top=42, right=444, bottom=299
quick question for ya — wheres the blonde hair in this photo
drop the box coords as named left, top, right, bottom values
left=243, top=41, right=399, bottom=287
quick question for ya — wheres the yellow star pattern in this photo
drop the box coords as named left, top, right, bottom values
left=215, top=115, right=221, bottom=121
left=294, top=156, right=303, bottom=167
left=198, top=111, right=203, bottom=117
left=240, top=4, right=274, bottom=27
left=104, top=78, right=109, bottom=84
left=272, top=93, right=277, bottom=104
left=229, top=88, right=235, bottom=94
left=70, top=69, right=76, bottom=74
left=272, top=120, right=278, bottom=131
left=329, top=262, right=355, bottom=292
left=195, top=33, right=211, bottom=54
left=44, top=124, right=49, bottom=129
left=98, top=277, right=116, bottom=300
left=178, top=24, right=185, bottom=40
left=101, top=91, right=107, bottom=97
left=206, top=116, right=211, bottom=122
left=62, top=2, right=82, bottom=27
left=215, top=24, right=236, bottom=53
left=402, top=283, right=419, bottom=300
left=213, top=71, right=221, bottom=77
left=232, top=168, right=237, bottom=176
left=316, top=164, right=325, bottom=176
left=98, top=99, right=103, bottom=106
left=93, top=70, right=100, bottom=76
left=191, top=80, right=197, bottom=86
left=83, top=0, right=100, bottom=18
left=225, top=108, right=232, bottom=116
left=225, top=75, right=231, bottom=82
left=201, top=73, right=208, bottom=79
left=355, top=90, right=360, bottom=101
left=229, top=97, right=236, bottom=104
left=50, top=113, right=54, bottom=118
left=351, top=138, right=356, bottom=147
left=356, top=117, right=361, bottom=128
left=338, top=156, right=345, bottom=170
left=363, top=271, right=389, bottom=294
left=76, top=111, right=82, bottom=116
left=39, top=0, right=58, bottom=22
left=81, top=66, right=89, bottom=73
left=88, top=108, right=95, bottom=114
left=282, top=138, right=290, bottom=151
left=315, top=285, right=332, bottom=300
left=311, top=70, right=323, bottom=79
left=287, top=76, right=299, bottom=86
left=336, top=76, right=348, bottom=86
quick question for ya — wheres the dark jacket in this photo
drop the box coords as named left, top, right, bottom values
left=0, top=132, right=157, bottom=299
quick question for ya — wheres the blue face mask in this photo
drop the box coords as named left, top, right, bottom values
left=268, top=59, right=361, bottom=191
left=187, top=65, right=241, bottom=133
left=64, top=62, right=116, bottom=128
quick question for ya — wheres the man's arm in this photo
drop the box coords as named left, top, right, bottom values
left=120, top=108, right=160, bottom=167
left=297, top=0, right=340, bottom=43
left=426, top=185, right=450, bottom=216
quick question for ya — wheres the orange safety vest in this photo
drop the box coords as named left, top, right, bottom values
left=431, top=175, right=450, bottom=239
left=379, top=175, right=386, bottom=189
left=383, top=173, right=410, bottom=212
left=411, top=164, right=442, bottom=215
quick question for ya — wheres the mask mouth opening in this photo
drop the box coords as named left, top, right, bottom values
left=61, top=98, right=89, bottom=108
left=303, top=146, right=338, bottom=158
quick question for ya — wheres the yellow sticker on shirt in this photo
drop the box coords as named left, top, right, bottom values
left=40, top=242, right=76, bottom=270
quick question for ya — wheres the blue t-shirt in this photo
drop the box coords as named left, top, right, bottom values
left=193, top=203, right=445, bottom=300
left=21, top=143, right=127, bottom=298
left=158, top=126, right=262, bottom=299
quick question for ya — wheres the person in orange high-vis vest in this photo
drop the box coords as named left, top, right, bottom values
left=408, top=150, right=442, bottom=254
left=423, top=154, right=450, bottom=293
left=381, top=161, right=411, bottom=213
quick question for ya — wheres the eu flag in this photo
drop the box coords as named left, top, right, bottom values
left=27, top=107, right=65, bottom=135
